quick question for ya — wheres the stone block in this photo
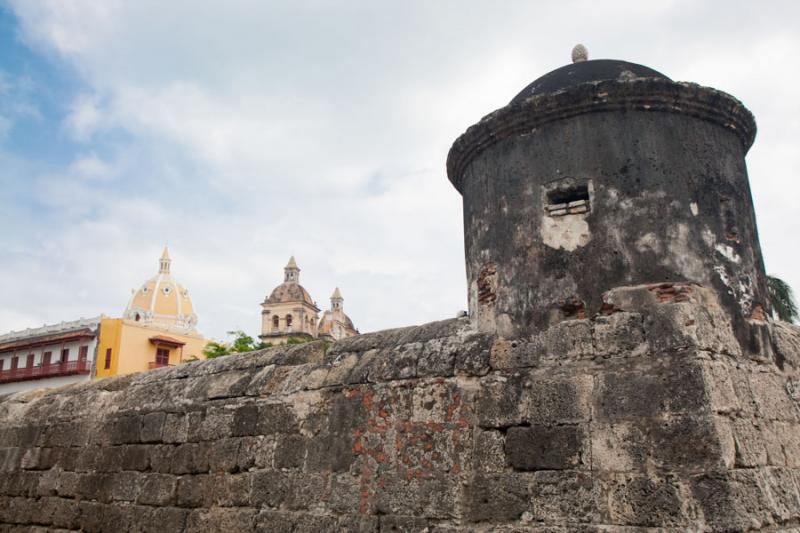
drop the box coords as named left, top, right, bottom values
left=591, top=422, right=647, bottom=473
left=730, top=369, right=759, bottom=418
left=415, top=337, right=457, bottom=378
left=0, top=446, right=21, bottom=472
left=185, top=507, right=257, bottom=533
left=379, top=515, right=431, bottom=532
left=94, top=446, right=123, bottom=472
left=250, top=470, right=292, bottom=508
left=257, top=403, right=299, bottom=435
left=327, top=472, right=361, bottom=514
left=140, top=412, right=166, bottom=443
left=691, top=471, right=773, bottom=531
left=370, top=344, right=419, bottom=381
left=42, top=421, right=87, bottom=448
left=453, top=332, right=493, bottom=376
left=474, top=430, right=506, bottom=472
left=136, top=473, right=177, bottom=506
left=141, top=507, right=189, bottom=533
left=176, top=474, right=213, bottom=508
left=198, top=406, right=235, bottom=441
left=505, top=425, right=587, bottom=470
left=647, top=415, right=726, bottom=472
left=39, top=496, right=80, bottom=529
left=274, top=434, right=306, bottom=469
left=603, top=473, right=687, bottom=527
left=213, top=472, right=252, bottom=507
left=538, top=320, right=594, bottom=360
left=463, top=473, right=531, bottom=522
left=208, top=437, right=242, bottom=473
left=475, top=373, right=527, bottom=428
left=375, top=475, right=459, bottom=520
left=110, top=415, right=141, bottom=445
left=76, top=473, right=113, bottom=502
left=119, top=444, right=150, bottom=471
left=170, top=442, right=209, bottom=475
left=189, top=371, right=252, bottom=400
left=759, top=467, right=800, bottom=523
left=731, top=419, right=768, bottom=467
left=54, top=471, right=80, bottom=498
left=109, top=471, right=142, bottom=502
left=237, top=436, right=275, bottom=471
left=411, top=380, right=470, bottom=425
left=773, top=421, right=800, bottom=467
left=700, top=361, right=739, bottom=414
left=526, top=373, right=592, bottom=425
left=530, top=470, right=599, bottom=524
left=592, top=312, right=647, bottom=357
left=149, top=444, right=176, bottom=473
left=594, top=363, right=706, bottom=421
left=749, top=372, right=799, bottom=421
left=162, top=412, right=189, bottom=443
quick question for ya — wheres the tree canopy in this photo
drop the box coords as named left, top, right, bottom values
left=203, top=330, right=271, bottom=359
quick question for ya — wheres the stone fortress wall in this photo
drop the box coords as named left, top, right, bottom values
left=3, top=49, right=798, bottom=532
left=2, top=283, right=800, bottom=531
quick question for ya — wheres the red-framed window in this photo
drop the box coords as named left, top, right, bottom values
left=0, top=359, right=4, bottom=372
left=11, top=356, right=18, bottom=370
left=104, top=348, right=112, bottom=370
left=78, top=346, right=88, bottom=362
left=25, top=354, right=34, bottom=368
left=60, top=349, right=69, bottom=363
left=42, top=352, right=52, bottom=366
left=155, top=348, right=170, bottom=366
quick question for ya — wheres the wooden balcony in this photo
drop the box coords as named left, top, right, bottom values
left=0, top=359, right=90, bottom=384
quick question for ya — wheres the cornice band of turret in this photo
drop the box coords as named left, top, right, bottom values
left=446, top=78, right=757, bottom=193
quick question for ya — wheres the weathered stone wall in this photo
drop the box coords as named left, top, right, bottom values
left=2, top=285, right=800, bottom=532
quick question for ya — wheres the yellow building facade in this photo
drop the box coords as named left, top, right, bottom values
left=96, top=248, right=207, bottom=378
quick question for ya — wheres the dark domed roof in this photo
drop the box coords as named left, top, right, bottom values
left=510, top=59, right=671, bottom=104
left=265, top=282, right=316, bottom=307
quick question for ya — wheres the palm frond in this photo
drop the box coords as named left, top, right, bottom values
left=767, top=275, right=799, bottom=322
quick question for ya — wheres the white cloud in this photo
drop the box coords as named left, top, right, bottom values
left=69, top=153, right=113, bottom=181
left=63, top=94, right=103, bottom=141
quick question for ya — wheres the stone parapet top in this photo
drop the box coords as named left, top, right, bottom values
left=1, top=285, right=795, bottom=416
left=446, top=78, right=756, bottom=192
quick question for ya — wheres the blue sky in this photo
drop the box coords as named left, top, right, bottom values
left=1, top=1, right=799, bottom=340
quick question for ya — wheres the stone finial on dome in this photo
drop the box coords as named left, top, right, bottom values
left=331, top=287, right=343, bottom=310
left=284, top=256, right=300, bottom=282
left=159, top=246, right=171, bottom=274
left=571, top=44, right=588, bottom=63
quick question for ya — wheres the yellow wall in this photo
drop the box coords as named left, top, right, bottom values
left=95, top=318, right=207, bottom=379
left=96, top=318, right=123, bottom=379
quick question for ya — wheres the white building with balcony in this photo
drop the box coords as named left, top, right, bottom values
left=0, top=317, right=101, bottom=394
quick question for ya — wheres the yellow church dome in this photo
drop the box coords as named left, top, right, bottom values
left=124, top=247, right=198, bottom=332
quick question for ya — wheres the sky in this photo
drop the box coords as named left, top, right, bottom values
left=0, top=1, right=798, bottom=341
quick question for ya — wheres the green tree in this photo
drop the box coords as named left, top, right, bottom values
left=203, top=330, right=271, bottom=359
left=767, top=275, right=798, bottom=323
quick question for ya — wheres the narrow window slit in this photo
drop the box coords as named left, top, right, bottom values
left=546, top=184, right=590, bottom=216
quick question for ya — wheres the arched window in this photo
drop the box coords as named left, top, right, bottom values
left=286, top=314, right=293, bottom=328
left=272, top=315, right=279, bottom=329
